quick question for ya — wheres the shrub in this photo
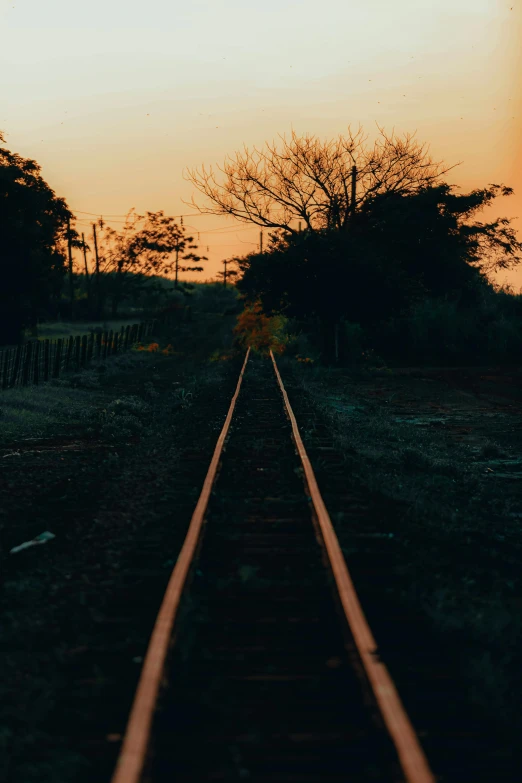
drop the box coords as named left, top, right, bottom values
left=342, top=321, right=365, bottom=364
left=233, top=301, right=289, bottom=354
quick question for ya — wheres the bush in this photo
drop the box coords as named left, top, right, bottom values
left=191, top=283, right=241, bottom=314
left=342, top=321, right=365, bottom=364
left=233, top=301, right=289, bottom=354
left=373, top=287, right=522, bottom=366
left=406, top=299, right=481, bottom=364
left=78, top=394, right=152, bottom=441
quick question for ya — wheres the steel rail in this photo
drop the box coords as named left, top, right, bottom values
left=270, top=350, right=436, bottom=783
left=111, top=347, right=251, bottom=783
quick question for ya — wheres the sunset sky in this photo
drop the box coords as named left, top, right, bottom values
left=1, top=0, right=520, bottom=286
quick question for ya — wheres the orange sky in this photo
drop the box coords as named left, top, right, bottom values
left=1, top=0, right=521, bottom=287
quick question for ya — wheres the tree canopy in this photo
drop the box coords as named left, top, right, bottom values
left=0, top=132, right=72, bottom=343
left=235, top=182, right=521, bottom=358
left=87, top=210, right=208, bottom=315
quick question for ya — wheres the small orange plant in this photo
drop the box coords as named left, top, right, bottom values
left=234, top=301, right=288, bottom=354
left=133, top=341, right=184, bottom=357
left=134, top=342, right=160, bottom=353
left=209, top=350, right=234, bottom=362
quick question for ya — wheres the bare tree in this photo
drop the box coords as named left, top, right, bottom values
left=185, top=124, right=459, bottom=234
left=94, top=210, right=208, bottom=314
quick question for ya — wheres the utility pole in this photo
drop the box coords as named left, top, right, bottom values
left=350, top=165, right=357, bottom=224
left=92, top=222, right=101, bottom=318
left=174, top=246, right=179, bottom=289
left=260, top=231, right=263, bottom=254
left=81, top=232, right=90, bottom=313
left=67, top=217, right=75, bottom=319
left=81, top=233, right=90, bottom=282
left=223, top=258, right=228, bottom=288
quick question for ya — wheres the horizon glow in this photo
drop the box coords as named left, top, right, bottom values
left=1, top=0, right=520, bottom=286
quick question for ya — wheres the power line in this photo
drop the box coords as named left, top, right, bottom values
left=72, top=210, right=134, bottom=217
left=72, top=209, right=216, bottom=219
left=211, top=242, right=257, bottom=247
left=197, top=225, right=255, bottom=235
left=73, top=216, right=257, bottom=235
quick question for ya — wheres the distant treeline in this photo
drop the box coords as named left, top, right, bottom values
left=3, top=124, right=521, bottom=364
left=0, top=132, right=209, bottom=345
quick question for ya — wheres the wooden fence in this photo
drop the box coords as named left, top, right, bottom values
left=0, top=320, right=157, bottom=391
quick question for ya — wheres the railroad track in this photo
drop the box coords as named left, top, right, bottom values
left=110, top=350, right=437, bottom=783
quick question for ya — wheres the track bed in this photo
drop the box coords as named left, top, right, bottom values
left=145, top=358, right=402, bottom=782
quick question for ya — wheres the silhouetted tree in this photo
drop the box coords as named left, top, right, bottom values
left=135, top=212, right=207, bottom=289
left=236, top=182, right=521, bottom=361
left=0, top=132, right=71, bottom=343
left=186, top=125, right=457, bottom=233
left=97, top=209, right=146, bottom=316
left=97, top=210, right=207, bottom=315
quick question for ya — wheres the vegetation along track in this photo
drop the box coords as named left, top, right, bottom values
left=111, top=352, right=439, bottom=783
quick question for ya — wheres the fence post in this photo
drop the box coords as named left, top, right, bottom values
left=43, top=340, right=50, bottom=382
left=0, top=351, right=4, bottom=390
left=124, top=325, right=130, bottom=351
left=1, top=350, right=6, bottom=390
left=102, top=332, right=108, bottom=359
left=65, top=335, right=74, bottom=370
left=10, top=345, right=22, bottom=388
left=52, top=339, right=62, bottom=379
left=81, top=335, right=87, bottom=367
left=73, top=336, right=81, bottom=368
left=22, top=342, right=33, bottom=386
left=87, top=333, right=94, bottom=363
left=2, top=350, right=11, bottom=389
left=3, top=350, right=10, bottom=389
left=33, top=341, right=40, bottom=386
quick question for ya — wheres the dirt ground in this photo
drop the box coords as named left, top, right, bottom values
left=0, top=315, right=241, bottom=783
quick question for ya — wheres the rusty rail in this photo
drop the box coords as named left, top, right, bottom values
left=111, top=348, right=251, bottom=783
left=270, top=349, right=435, bottom=783
left=111, top=348, right=435, bottom=783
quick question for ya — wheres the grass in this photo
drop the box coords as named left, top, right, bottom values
left=33, top=318, right=142, bottom=341
left=286, top=359, right=522, bottom=735
left=0, top=352, right=156, bottom=446
left=0, top=310, right=243, bottom=783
